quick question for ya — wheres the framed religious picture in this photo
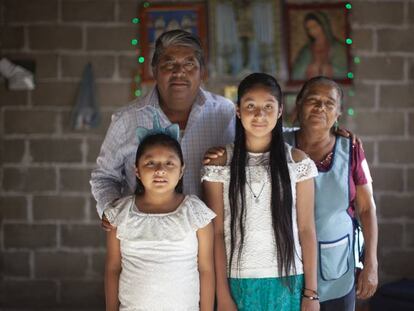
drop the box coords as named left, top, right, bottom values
left=208, top=0, right=282, bottom=80
left=285, top=2, right=352, bottom=85
left=139, top=3, right=208, bottom=83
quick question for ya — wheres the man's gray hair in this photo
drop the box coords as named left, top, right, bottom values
left=151, top=29, right=205, bottom=69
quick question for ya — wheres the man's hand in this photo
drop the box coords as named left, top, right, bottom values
left=101, top=214, right=115, bottom=232
left=202, top=146, right=226, bottom=165
left=335, top=127, right=362, bottom=146
left=356, top=264, right=378, bottom=299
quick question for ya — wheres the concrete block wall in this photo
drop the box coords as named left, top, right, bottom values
left=0, top=0, right=413, bottom=309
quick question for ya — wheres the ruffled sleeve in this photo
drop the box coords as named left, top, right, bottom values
left=103, top=196, right=134, bottom=227
left=201, top=165, right=230, bottom=183
left=184, top=195, right=216, bottom=230
left=291, top=157, right=318, bottom=183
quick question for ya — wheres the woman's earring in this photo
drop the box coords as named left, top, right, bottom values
left=334, top=120, right=339, bottom=132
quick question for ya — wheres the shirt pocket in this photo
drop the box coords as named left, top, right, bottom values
left=319, top=234, right=350, bottom=281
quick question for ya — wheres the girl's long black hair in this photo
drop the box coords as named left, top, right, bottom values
left=228, top=73, right=296, bottom=281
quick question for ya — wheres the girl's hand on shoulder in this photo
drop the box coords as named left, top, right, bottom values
left=301, top=297, right=320, bottom=311
left=202, top=146, right=227, bottom=165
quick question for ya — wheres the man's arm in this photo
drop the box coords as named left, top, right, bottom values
left=90, top=112, right=127, bottom=218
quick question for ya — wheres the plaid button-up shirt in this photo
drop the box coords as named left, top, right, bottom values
left=90, top=87, right=236, bottom=216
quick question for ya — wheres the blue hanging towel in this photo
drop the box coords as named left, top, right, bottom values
left=71, top=63, right=100, bottom=130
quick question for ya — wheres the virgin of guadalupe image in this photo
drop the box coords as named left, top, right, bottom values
left=291, top=11, right=347, bottom=80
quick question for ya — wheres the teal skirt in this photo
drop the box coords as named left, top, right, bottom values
left=228, top=274, right=304, bottom=311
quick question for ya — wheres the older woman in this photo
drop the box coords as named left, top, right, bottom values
left=284, top=76, right=378, bottom=311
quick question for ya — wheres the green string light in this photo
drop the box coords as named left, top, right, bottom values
left=131, top=39, right=138, bottom=46
left=134, top=75, right=141, bottom=83
left=345, top=3, right=352, bottom=9
left=348, top=90, right=355, bottom=97
left=354, top=56, right=361, bottom=64
left=347, top=72, right=354, bottom=79
left=135, top=89, right=142, bottom=97
left=143, top=2, right=150, bottom=8
left=132, top=17, right=140, bottom=24
left=346, top=38, right=353, bottom=45
left=347, top=108, right=355, bottom=116
left=138, top=56, right=145, bottom=63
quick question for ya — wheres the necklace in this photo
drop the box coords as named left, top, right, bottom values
left=246, top=166, right=269, bottom=204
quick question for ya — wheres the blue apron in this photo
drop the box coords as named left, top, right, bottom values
left=284, top=131, right=355, bottom=302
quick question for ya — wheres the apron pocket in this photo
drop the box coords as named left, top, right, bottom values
left=319, top=234, right=350, bottom=281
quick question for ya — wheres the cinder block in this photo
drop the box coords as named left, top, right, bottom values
left=30, top=139, right=82, bottom=163
left=91, top=252, right=106, bottom=277
left=6, top=53, right=59, bottom=79
left=61, top=280, right=105, bottom=307
left=97, top=82, right=133, bottom=106
left=32, top=82, right=78, bottom=106
left=4, top=110, right=57, bottom=134
left=352, top=28, right=373, bottom=52
left=407, top=168, right=414, bottom=191
left=352, top=1, right=404, bottom=25
left=61, top=224, right=105, bottom=247
left=33, top=195, right=85, bottom=220
left=380, top=84, right=414, bottom=108
left=118, top=0, right=139, bottom=22
left=0, top=26, right=24, bottom=49
left=86, top=26, right=137, bottom=51
left=378, top=223, right=403, bottom=248
left=4, top=224, right=57, bottom=248
left=378, top=29, right=414, bottom=52
left=87, top=138, right=104, bottom=163
left=0, top=280, right=57, bottom=308
left=371, top=167, right=404, bottom=191
left=378, top=140, right=414, bottom=164
left=355, top=56, right=404, bottom=80
left=0, top=83, right=27, bottom=106
left=119, top=54, right=138, bottom=78
left=61, top=110, right=112, bottom=135
left=410, top=2, right=414, bottom=25
left=5, top=0, right=58, bottom=22
left=29, top=26, right=82, bottom=50
left=380, top=195, right=414, bottom=219
left=381, top=250, right=414, bottom=276
left=343, top=83, right=376, bottom=108
left=410, top=60, right=414, bottom=80
left=406, top=224, right=414, bottom=248
left=2, top=167, right=56, bottom=192
left=87, top=141, right=101, bottom=165
left=1, top=251, right=30, bottom=277
left=61, top=54, right=115, bottom=78
left=62, top=0, right=115, bottom=22
left=353, top=111, right=405, bottom=136
left=89, top=196, right=100, bottom=221
left=0, top=196, right=27, bottom=220
left=35, top=251, right=88, bottom=278
left=360, top=140, right=374, bottom=164
left=60, top=168, right=93, bottom=192
left=0, top=139, right=25, bottom=163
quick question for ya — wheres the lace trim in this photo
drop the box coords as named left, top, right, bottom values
left=292, top=157, right=318, bottom=182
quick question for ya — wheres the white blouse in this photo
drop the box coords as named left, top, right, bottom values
left=104, top=195, right=216, bottom=311
left=201, top=143, right=317, bottom=279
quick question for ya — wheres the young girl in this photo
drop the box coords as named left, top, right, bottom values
left=105, top=130, right=216, bottom=311
left=202, top=73, right=319, bottom=311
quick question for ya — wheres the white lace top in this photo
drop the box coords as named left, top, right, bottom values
left=201, top=143, right=317, bottom=279
left=104, top=195, right=216, bottom=311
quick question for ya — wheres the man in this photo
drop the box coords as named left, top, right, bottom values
left=90, top=30, right=235, bottom=228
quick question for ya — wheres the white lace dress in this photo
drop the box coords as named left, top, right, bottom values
left=201, top=143, right=318, bottom=279
left=104, top=195, right=216, bottom=311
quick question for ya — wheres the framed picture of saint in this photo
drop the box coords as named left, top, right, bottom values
left=139, top=3, right=208, bottom=83
left=285, top=2, right=352, bottom=85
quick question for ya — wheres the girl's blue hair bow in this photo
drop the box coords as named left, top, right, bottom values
left=136, top=111, right=180, bottom=142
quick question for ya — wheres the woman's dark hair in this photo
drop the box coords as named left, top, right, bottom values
left=228, top=73, right=296, bottom=282
left=135, top=133, right=184, bottom=194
